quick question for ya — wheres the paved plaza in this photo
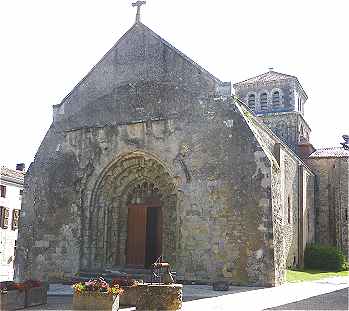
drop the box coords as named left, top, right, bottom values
left=27, top=276, right=349, bottom=310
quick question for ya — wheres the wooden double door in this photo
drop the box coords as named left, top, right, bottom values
left=126, top=204, right=162, bottom=268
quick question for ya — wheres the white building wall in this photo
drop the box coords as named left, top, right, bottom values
left=0, top=175, right=23, bottom=281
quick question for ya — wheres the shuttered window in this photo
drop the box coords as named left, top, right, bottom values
left=12, top=209, right=20, bottom=230
left=0, top=206, right=9, bottom=229
left=0, top=185, right=6, bottom=198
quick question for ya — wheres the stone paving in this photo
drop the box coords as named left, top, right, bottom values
left=42, top=276, right=348, bottom=310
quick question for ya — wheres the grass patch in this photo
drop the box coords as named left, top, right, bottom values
left=287, top=269, right=349, bottom=283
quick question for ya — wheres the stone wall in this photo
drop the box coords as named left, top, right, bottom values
left=267, top=142, right=314, bottom=283
left=306, top=157, right=349, bottom=258
left=259, top=112, right=311, bottom=153
left=16, top=99, right=283, bottom=286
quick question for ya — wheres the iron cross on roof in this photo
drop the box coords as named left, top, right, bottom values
left=132, top=1, right=146, bottom=23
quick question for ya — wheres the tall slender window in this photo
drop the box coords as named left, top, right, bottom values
left=287, top=197, right=291, bottom=224
left=248, top=94, right=256, bottom=110
left=272, top=91, right=280, bottom=109
left=260, top=93, right=268, bottom=111
left=307, top=210, right=310, bottom=239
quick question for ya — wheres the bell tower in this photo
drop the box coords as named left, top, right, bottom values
left=233, top=69, right=311, bottom=155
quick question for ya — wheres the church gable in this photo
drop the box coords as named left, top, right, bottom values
left=54, top=23, right=224, bottom=129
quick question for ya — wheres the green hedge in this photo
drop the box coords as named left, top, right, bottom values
left=304, top=244, right=348, bottom=271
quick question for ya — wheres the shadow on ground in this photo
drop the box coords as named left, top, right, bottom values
left=266, top=288, right=349, bottom=310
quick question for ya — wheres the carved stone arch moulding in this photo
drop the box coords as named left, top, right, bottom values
left=84, top=151, right=178, bottom=271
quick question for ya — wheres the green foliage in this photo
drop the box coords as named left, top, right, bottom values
left=304, top=244, right=348, bottom=272
left=287, top=269, right=349, bottom=283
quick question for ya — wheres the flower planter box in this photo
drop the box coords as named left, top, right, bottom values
left=0, top=289, right=26, bottom=310
left=73, top=292, right=120, bottom=311
left=25, top=284, right=49, bottom=308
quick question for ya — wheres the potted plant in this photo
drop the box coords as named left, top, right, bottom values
left=72, top=277, right=123, bottom=310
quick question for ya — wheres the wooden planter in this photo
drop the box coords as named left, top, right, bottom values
left=25, top=284, right=49, bottom=307
left=73, top=292, right=120, bottom=311
left=0, top=289, right=26, bottom=310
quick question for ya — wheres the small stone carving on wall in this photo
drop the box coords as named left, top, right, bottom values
left=173, top=144, right=192, bottom=189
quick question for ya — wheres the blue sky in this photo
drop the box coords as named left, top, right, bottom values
left=0, top=0, right=348, bottom=169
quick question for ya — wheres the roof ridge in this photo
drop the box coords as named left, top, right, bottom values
left=55, top=23, right=140, bottom=108
left=233, top=70, right=297, bottom=87
left=316, top=146, right=343, bottom=150
left=139, top=23, right=222, bottom=84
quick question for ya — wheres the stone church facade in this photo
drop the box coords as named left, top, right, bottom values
left=15, top=20, right=348, bottom=287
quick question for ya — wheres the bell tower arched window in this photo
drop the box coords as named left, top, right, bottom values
left=260, top=93, right=268, bottom=111
left=272, top=91, right=280, bottom=109
left=248, top=94, right=256, bottom=110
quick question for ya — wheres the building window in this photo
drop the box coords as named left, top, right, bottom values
left=298, top=97, right=302, bottom=112
left=260, top=93, right=268, bottom=111
left=12, top=209, right=20, bottom=230
left=0, top=185, right=6, bottom=198
left=19, top=189, right=23, bottom=196
left=272, top=91, right=280, bottom=109
left=0, top=206, right=9, bottom=229
left=248, top=94, right=256, bottom=110
left=287, top=196, right=291, bottom=224
left=14, top=240, right=17, bottom=261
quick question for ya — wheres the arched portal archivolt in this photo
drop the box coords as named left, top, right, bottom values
left=85, top=152, right=178, bottom=270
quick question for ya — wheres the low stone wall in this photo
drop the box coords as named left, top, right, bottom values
left=26, top=285, right=49, bottom=307
left=0, top=290, right=26, bottom=310
left=0, top=283, right=48, bottom=310
left=135, top=284, right=183, bottom=311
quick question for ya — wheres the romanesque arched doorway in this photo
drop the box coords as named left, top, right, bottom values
left=86, top=151, right=177, bottom=271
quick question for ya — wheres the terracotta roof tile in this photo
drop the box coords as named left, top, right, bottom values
left=309, top=147, right=349, bottom=158
left=233, top=71, right=297, bottom=87
left=0, top=166, right=25, bottom=181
